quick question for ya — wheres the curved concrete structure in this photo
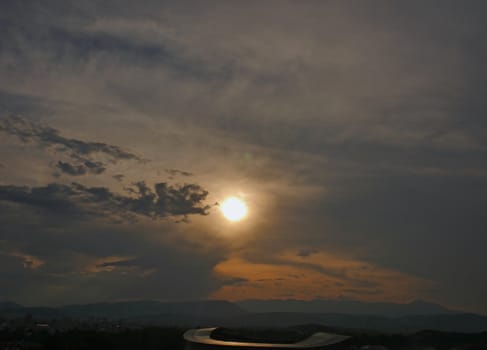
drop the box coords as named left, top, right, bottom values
left=184, top=328, right=350, bottom=349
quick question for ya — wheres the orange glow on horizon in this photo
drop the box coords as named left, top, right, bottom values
left=210, top=251, right=432, bottom=302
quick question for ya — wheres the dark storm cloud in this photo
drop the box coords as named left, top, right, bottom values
left=0, top=181, right=210, bottom=220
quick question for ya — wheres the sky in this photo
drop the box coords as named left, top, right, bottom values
left=1, top=1, right=487, bottom=313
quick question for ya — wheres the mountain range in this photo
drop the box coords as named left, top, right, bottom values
left=1, top=299, right=486, bottom=333
left=236, top=299, right=458, bottom=317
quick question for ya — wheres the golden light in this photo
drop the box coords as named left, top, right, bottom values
left=220, top=197, right=248, bottom=222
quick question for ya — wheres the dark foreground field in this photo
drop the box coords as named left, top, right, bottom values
left=1, top=325, right=487, bottom=350
left=0, top=327, right=186, bottom=350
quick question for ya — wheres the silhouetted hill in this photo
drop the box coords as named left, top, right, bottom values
left=401, top=314, right=487, bottom=333
left=1, top=300, right=487, bottom=333
left=0, top=302, right=62, bottom=319
left=0, top=300, right=244, bottom=321
left=237, top=299, right=458, bottom=317
left=61, top=300, right=244, bottom=319
left=0, top=301, right=22, bottom=310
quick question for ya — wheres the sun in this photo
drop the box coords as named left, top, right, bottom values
left=220, top=197, right=248, bottom=222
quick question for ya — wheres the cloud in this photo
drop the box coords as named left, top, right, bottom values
left=0, top=115, right=140, bottom=176
left=9, top=251, right=45, bottom=270
left=0, top=193, right=225, bottom=305
left=55, top=160, right=106, bottom=176
left=0, top=116, right=139, bottom=160
left=96, top=257, right=139, bottom=269
left=0, top=183, right=80, bottom=215
left=297, top=248, right=319, bottom=258
left=0, top=219, right=225, bottom=305
left=165, top=168, right=193, bottom=177
left=0, top=181, right=211, bottom=221
left=112, top=174, right=125, bottom=182
left=210, top=252, right=432, bottom=303
left=221, top=277, right=249, bottom=286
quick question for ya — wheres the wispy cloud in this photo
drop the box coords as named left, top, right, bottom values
left=9, top=251, right=45, bottom=270
left=0, top=115, right=140, bottom=176
left=211, top=252, right=432, bottom=302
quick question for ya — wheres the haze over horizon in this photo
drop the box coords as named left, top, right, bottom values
left=1, top=1, right=487, bottom=314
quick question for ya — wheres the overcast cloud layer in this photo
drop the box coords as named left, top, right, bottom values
left=1, top=1, right=487, bottom=313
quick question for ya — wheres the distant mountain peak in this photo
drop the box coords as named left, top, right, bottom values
left=237, top=298, right=457, bottom=317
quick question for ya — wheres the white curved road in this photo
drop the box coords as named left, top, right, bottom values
left=184, top=328, right=350, bottom=349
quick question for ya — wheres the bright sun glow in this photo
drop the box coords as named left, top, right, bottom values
left=221, top=197, right=248, bottom=222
